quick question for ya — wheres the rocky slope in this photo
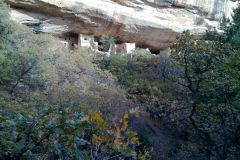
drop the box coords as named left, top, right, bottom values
left=5, top=0, right=238, bottom=52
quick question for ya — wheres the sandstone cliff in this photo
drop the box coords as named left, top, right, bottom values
left=5, top=0, right=238, bottom=52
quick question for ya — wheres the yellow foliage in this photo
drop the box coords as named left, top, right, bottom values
left=85, top=115, right=90, bottom=120
left=123, top=114, right=128, bottom=119
left=66, top=140, right=70, bottom=146
left=91, top=112, right=102, bottom=122
left=92, top=134, right=107, bottom=143
left=120, top=114, right=129, bottom=130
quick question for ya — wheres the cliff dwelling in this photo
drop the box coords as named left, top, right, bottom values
left=79, top=34, right=96, bottom=48
left=59, top=32, right=136, bottom=54
left=60, top=32, right=79, bottom=50
left=95, top=36, right=136, bottom=54
left=60, top=33, right=96, bottom=50
left=116, top=43, right=136, bottom=54
left=7, top=0, right=237, bottom=54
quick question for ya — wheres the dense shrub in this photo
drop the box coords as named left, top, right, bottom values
left=0, top=2, right=133, bottom=117
left=0, top=107, right=150, bottom=159
left=98, top=49, right=187, bottom=122
left=0, top=2, right=150, bottom=159
left=98, top=29, right=240, bottom=159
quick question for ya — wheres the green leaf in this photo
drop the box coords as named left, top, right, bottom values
left=17, top=114, right=27, bottom=128
left=9, top=120, right=15, bottom=126
left=74, top=146, right=86, bottom=160
left=54, top=128, right=64, bottom=134
left=16, top=139, right=25, bottom=150
left=54, top=144, right=61, bottom=156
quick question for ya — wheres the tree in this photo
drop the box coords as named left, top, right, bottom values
left=98, top=35, right=115, bottom=52
left=221, top=3, right=240, bottom=49
left=0, top=2, right=55, bottom=93
left=170, top=30, right=240, bottom=159
left=0, top=2, right=15, bottom=85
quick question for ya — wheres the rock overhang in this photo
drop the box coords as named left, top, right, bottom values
left=5, top=0, right=239, bottom=51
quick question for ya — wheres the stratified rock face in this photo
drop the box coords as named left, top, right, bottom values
left=5, top=0, right=238, bottom=51
left=146, top=0, right=236, bottom=20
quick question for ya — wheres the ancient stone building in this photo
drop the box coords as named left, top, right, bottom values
left=59, top=33, right=96, bottom=50
left=79, top=34, right=95, bottom=48
left=116, top=43, right=135, bottom=54
left=60, top=32, right=79, bottom=50
left=126, top=43, right=136, bottom=53
left=59, top=32, right=135, bottom=54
